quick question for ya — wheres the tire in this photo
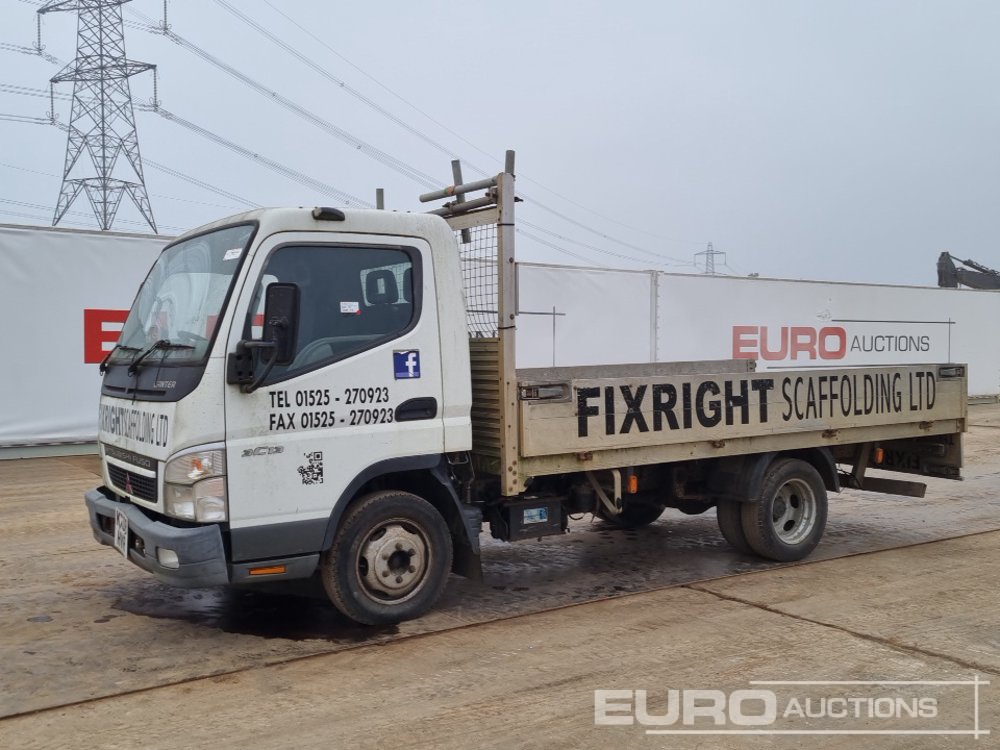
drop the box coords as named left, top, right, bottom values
left=675, top=501, right=711, bottom=516
left=599, top=501, right=666, bottom=529
left=716, top=500, right=753, bottom=554
left=321, top=490, right=452, bottom=625
left=740, top=458, right=828, bottom=562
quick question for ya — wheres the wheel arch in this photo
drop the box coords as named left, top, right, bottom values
left=782, top=447, right=840, bottom=494
left=707, top=447, right=839, bottom=503
left=321, top=455, right=482, bottom=578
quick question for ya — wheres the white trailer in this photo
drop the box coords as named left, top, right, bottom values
left=84, top=156, right=966, bottom=624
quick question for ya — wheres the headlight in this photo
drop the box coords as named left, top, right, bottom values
left=164, top=449, right=228, bottom=522
left=165, top=449, right=225, bottom=483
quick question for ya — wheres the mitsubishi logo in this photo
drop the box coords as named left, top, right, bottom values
left=125, top=473, right=134, bottom=495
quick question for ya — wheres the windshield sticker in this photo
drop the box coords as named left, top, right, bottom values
left=223, top=248, right=243, bottom=261
left=340, top=301, right=360, bottom=315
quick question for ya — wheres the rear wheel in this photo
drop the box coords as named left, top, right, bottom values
left=321, top=490, right=452, bottom=625
left=716, top=500, right=752, bottom=554
left=740, top=458, right=827, bottom=562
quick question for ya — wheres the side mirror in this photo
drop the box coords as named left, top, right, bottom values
left=262, top=282, right=299, bottom=366
left=226, top=282, right=300, bottom=392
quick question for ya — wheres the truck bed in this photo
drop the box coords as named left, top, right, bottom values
left=472, top=354, right=966, bottom=492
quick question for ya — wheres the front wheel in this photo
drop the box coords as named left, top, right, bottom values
left=321, top=490, right=452, bottom=625
left=740, top=458, right=828, bottom=562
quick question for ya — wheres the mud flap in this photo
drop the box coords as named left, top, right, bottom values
left=452, top=537, right=483, bottom=581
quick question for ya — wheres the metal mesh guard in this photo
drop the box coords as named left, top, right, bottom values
left=456, top=223, right=499, bottom=338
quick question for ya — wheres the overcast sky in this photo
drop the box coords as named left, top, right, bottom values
left=1, top=0, right=998, bottom=284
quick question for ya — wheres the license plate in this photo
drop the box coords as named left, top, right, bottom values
left=113, top=507, right=129, bottom=557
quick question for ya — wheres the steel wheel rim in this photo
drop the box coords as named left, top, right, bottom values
left=770, top=478, right=817, bottom=545
left=356, top=518, right=431, bottom=604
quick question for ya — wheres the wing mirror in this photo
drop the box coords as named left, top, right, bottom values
left=226, top=282, right=300, bottom=393
left=261, top=283, right=300, bottom=366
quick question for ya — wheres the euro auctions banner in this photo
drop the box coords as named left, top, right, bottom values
left=655, top=273, right=1000, bottom=395
left=0, top=224, right=167, bottom=447
left=516, top=264, right=1000, bottom=396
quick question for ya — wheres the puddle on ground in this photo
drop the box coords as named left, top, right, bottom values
left=112, top=582, right=398, bottom=642
left=107, top=491, right=1000, bottom=645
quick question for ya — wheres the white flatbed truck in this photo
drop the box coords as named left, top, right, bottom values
left=86, top=154, right=967, bottom=624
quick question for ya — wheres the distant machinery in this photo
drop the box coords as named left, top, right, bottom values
left=937, top=252, right=1000, bottom=290
left=38, top=0, right=157, bottom=232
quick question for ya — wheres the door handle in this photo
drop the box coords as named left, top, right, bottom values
left=395, top=397, right=438, bottom=422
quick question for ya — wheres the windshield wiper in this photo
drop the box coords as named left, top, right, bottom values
left=127, top=339, right=195, bottom=376
left=99, top=344, right=141, bottom=375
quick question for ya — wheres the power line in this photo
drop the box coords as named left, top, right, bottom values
left=0, top=206, right=68, bottom=223
left=253, top=1, right=707, bottom=252
left=0, top=40, right=61, bottom=64
left=0, top=160, right=56, bottom=177
left=516, top=228, right=609, bottom=268
left=124, top=4, right=443, bottom=191
left=259, top=0, right=497, bottom=176
left=1, top=157, right=252, bottom=214
left=520, top=219, right=694, bottom=268
left=521, top=179, right=705, bottom=249
left=142, top=158, right=259, bottom=209
left=210, top=0, right=475, bottom=175
left=720, top=260, right=745, bottom=276
left=0, top=82, right=68, bottom=100
left=148, top=106, right=373, bottom=208
left=0, top=196, right=184, bottom=232
left=528, top=202, right=696, bottom=265
left=12, top=3, right=706, bottom=268
left=7, top=3, right=710, bottom=269
left=129, top=2, right=700, bottom=266
left=2, top=105, right=698, bottom=272
left=2, top=104, right=341, bottom=211
left=0, top=112, right=51, bottom=124
left=152, top=192, right=249, bottom=212
left=1, top=83, right=368, bottom=208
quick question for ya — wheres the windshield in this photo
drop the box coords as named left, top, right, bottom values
left=110, top=224, right=254, bottom=365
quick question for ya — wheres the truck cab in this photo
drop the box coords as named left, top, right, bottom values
left=88, top=207, right=479, bottom=625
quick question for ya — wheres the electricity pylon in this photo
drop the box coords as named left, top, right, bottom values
left=694, top=242, right=725, bottom=274
left=39, top=0, right=157, bottom=232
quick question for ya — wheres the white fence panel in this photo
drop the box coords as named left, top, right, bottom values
left=0, top=225, right=166, bottom=447
left=515, top=263, right=1000, bottom=396
left=5, top=235, right=998, bottom=449
left=516, top=264, right=653, bottom=368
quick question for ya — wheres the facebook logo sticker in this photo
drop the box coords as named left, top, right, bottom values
left=393, top=350, right=421, bottom=379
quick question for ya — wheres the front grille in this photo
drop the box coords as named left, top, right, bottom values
left=108, top=464, right=157, bottom=502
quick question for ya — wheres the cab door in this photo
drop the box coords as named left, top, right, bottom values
left=223, top=232, right=444, bottom=562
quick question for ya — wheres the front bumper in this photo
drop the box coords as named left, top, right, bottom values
left=86, top=487, right=230, bottom=587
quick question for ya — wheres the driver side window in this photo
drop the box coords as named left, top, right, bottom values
left=251, top=244, right=418, bottom=382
